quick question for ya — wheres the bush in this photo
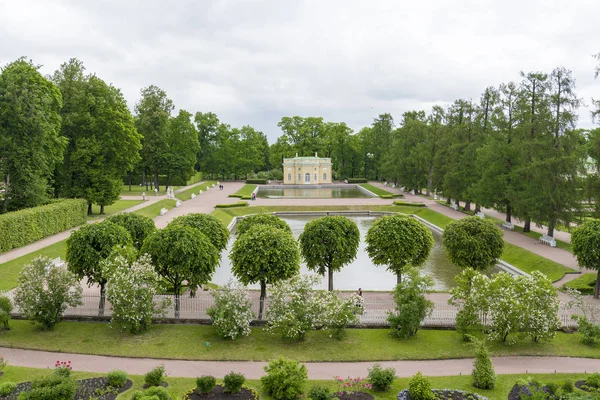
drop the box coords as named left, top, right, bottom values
left=0, top=199, right=87, bottom=252
left=18, top=375, right=77, bottom=400
left=246, top=179, right=268, bottom=184
left=13, top=257, right=83, bottom=330
left=573, top=315, right=600, bottom=345
left=318, top=293, right=364, bottom=340
left=308, top=385, right=331, bottom=400
left=261, top=358, right=308, bottom=400
left=107, top=213, right=156, bottom=250
left=144, top=365, right=165, bottom=387
left=0, top=382, right=16, bottom=396
left=107, top=370, right=128, bottom=388
left=387, top=268, right=433, bottom=339
left=0, top=355, right=6, bottom=371
left=471, top=340, right=496, bottom=389
left=367, top=363, right=396, bottom=391
left=408, top=372, right=435, bottom=400
left=53, top=360, right=72, bottom=378
left=347, top=178, right=367, bottom=183
left=587, top=373, right=600, bottom=388
left=562, top=380, right=575, bottom=393
left=393, top=200, right=426, bottom=207
left=0, top=295, right=12, bottom=330
left=131, top=386, right=171, bottom=400
left=195, top=376, right=216, bottom=394
left=214, top=202, right=248, bottom=208
left=223, top=372, right=245, bottom=394
left=207, top=281, right=254, bottom=339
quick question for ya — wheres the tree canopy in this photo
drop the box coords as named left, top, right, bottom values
left=572, top=219, right=600, bottom=299
left=106, top=213, right=156, bottom=250
left=235, top=213, right=292, bottom=237
left=169, top=213, right=229, bottom=254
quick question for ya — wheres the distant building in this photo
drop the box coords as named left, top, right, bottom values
left=282, top=153, right=332, bottom=185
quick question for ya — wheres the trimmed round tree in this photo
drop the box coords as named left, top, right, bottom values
left=230, top=224, right=300, bottom=320
left=235, top=213, right=292, bottom=237
left=169, top=213, right=229, bottom=255
left=442, top=216, right=504, bottom=271
left=299, top=216, right=360, bottom=291
left=66, top=221, right=132, bottom=314
left=141, top=224, right=219, bottom=316
left=365, top=214, right=434, bottom=284
left=107, top=213, right=156, bottom=250
left=572, top=219, right=600, bottom=299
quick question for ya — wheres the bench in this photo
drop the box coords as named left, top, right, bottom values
left=160, top=208, right=168, bottom=216
left=451, top=204, right=458, bottom=211
left=540, top=235, right=557, bottom=247
left=191, top=193, right=196, bottom=199
left=502, top=221, right=514, bottom=231
left=476, top=212, right=485, bottom=219
left=176, top=200, right=181, bottom=208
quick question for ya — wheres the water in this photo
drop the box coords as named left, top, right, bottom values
left=211, top=215, right=501, bottom=291
left=256, top=187, right=373, bottom=199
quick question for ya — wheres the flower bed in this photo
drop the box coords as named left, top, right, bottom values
left=397, top=389, right=488, bottom=400
left=184, top=384, right=258, bottom=400
left=0, top=377, right=132, bottom=400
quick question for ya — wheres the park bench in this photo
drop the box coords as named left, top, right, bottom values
left=176, top=200, right=181, bottom=208
left=451, top=204, right=458, bottom=211
left=502, top=221, right=514, bottom=231
left=160, top=208, right=168, bottom=216
left=539, top=234, right=557, bottom=247
left=476, top=212, right=485, bottom=219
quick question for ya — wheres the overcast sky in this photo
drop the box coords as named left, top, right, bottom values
left=2, top=0, right=599, bottom=142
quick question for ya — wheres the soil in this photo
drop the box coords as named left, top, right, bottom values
left=335, top=391, right=374, bottom=400
left=575, top=380, right=600, bottom=393
left=0, top=377, right=133, bottom=400
left=185, top=385, right=257, bottom=400
left=508, top=384, right=549, bottom=400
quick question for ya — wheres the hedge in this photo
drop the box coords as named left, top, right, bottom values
left=246, top=179, right=268, bottom=184
left=0, top=199, right=88, bottom=252
left=214, top=202, right=249, bottom=208
left=347, top=178, right=368, bottom=183
left=393, top=200, right=427, bottom=207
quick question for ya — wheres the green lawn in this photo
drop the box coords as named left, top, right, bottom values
left=1, top=320, right=599, bottom=362
left=0, top=366, right=592, bottom=400
left=229, top=184, right=257, bottom=199
left=176, top=181, right=217, bottom=201
left=564, top=273, right=597, bottom=295
left=501, top=242, right=575, bottom=282
left=121, top=185, right=183, bottom=195
left=0, top=240, right=67, bottom=291
left=87, top=200, right=144, bottom=220
left=359, top=183, right=394, bottom=197
left=133, top=199, right=177, bottom=220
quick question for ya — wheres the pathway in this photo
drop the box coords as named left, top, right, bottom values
left=1, top=347, right=598, bottom=379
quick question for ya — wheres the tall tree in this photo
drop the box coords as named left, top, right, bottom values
left=194, top=111, right=220, bottom=175
left=135, top=85, right=174, bottom=191
left=0, top=58, right=65, bottom=212
left=165, top=110, right=199, bottom=187
left=572, top=219, right=600, bottom=298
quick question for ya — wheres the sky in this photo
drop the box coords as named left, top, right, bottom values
left=2, top=0, right=599, bottom=143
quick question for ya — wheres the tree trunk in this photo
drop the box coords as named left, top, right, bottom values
left=328, top=268, right=334, bottom=291
left=100, top=204, right=105, bottom=215
left=523, top=217, right=531, bottom=233
left=98, top=282, right=106, bottom=317
left=128, top=172, right=132, bottom=192
left=475, top=203, right=481, bottom=213
left=144, top=171, right=148, bottom=191
left=595, top=271, right=600, bottom=300
left=165, top=175, right=170, bottom=191
left=464, top=200, right=471, bottom=212
left=446, top=197, right=451, bottom=205
left=154, top=169, right=159, bottom=192
left=258, top=280, right=266, bottom=320
left=506, top=203, right=512, bottom=223
left=426, top=167, right=433, bottom=196
left=547, top=219, right=555, bottom=238
left=174, top=283, right=181, bottom=318
left=87, top=203, right=92, bottom=215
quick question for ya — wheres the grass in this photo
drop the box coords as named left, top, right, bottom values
left=563, top=273, right=597, bottom=295
left=87, top=200, right=144, bottom=220
left=0, top=240, right=67, bottom=291
left=2, top=320, right=600, bottom=362
left=501, top=242, right=575, bottom=282
left=133, top=199, right=177, bottom=219
left=0, top=366, right=592, bottom=400
left=177, top=180, right=217, bottom=201
left=120, top=185, right=183, bottom=195
left=229, top=184, right=257, bottom=199
left=359, top=183, right=394, bottom=197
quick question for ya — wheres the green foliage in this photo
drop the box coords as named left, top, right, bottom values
left=408, top=372, right=435, bottom=400
left=107, top=213, right=156, bottom=250
left=223, top=372, right=245, bottom=394
left=387, top=268, right=433, bottom=339
left=347, top=178, right=367, bottom=183
left=17, top=375, right=77, bottom=400
left=367, top=363, right=396, bottom=391
left=235, top=213, right=292, bottom=236
left=471, top=339, right=496, bottom=389
left=13, top=257, right=83, bottom=330
left=572, top=220, right=600, bottom=297
left=573, top=315, right=600, bottom=345
left=165, top=110, right=200, bottom=186
left=246, top=178, right=268, bottom=184
left=0, top=199, right=87, bottom=252
left=229, top=185, right=257, bottom=198
left=365, top=214, right=434, bottom=282
left=0, top=295, right=12, bottom=330
left=261, top=357, right=308, bottom=400
left=299, top=216, right=360, bottom=290
left=442, top=216, right=504, bottom=271
left=195, top=376, right=216, bottom=394
left=586, top=373, right=600, bottom=388
left=214, top=202, right=249, bottom=208
left=207, top=281, right=254, bottom=340
left=144, top=364, right=165, bottom=387
left=131, top=386, right=171, bottom=400
left=169, top=213, right=229, bottom=253
left=564, top=274, right=597, bottom=295
left=0, top=382, right=16, bottom=396
left=450, top=268, right=485, bottom=340
left=308, top=385, right=331, bottom=400
left=393, top=200, right=426, bottom=207
left=107, top=369, right=128, bottom=388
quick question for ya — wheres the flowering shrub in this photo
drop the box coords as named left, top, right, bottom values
left=207, top=281, right=254, bottom=340
left=53, top=360, right=72, bottom=378
left=103, top=254, right=170, bottom=334
left=318, top=293, right=364, bottom=340
left=14, top=257, right=83, bottom=330
left=335, top=376, right=373, bottom=398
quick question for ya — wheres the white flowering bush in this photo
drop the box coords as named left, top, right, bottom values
left=103, top=254, right=170, bottom=334
left=318, top=292, right=364, bottom=340
left=519, top=271, right=560, bottom=343
left=207, top=281, right=254, bottom=340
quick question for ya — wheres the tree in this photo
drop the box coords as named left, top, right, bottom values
left=365, top=214, right=434, bottom=284
left=195, top=111, right=221, bottom=175
left=230, top=224, right=300, bottom=320
left=107, top=213, right=156, bottom=250
left=141, top=224, right=219, bottom=316
left=572, top=219, right=600, bottom=298
left=387, top=267, right=434, bottom=339
left=135, top=85, right=174, bottom=191
left=442, top=216, right=504, bottom=271
left=66, top=221, right=132, bottom=314
left=471, top=338, right=496, bottom=389
left=165, top=110, right=199, bottom=186
left=0, top=58, right=65, bottom=212
left=14, top=257, right=83, bottom=330
left=299, top=216, right=360, bottom=291
left=235, top=213, right=292, bottom=237
left=169, top=213, right=229, bottom=254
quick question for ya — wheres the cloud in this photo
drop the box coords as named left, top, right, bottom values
left=1, top=0, right=599, bottom=142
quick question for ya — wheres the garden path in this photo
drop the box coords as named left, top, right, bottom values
left=0, top=347, right=598, bottom=379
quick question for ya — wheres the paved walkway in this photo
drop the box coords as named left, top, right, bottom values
left=1, top=347, right=598, bottom=378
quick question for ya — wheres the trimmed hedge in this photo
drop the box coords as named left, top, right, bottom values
left=394, top=200, right=427, bottom=207
left=347, top=178, right=367, bottom=183
left=0, top=199, right=87, bottom=253
left=214, top=202, right=249, bottom=209
left=246, top=179, right=268, bottom=184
